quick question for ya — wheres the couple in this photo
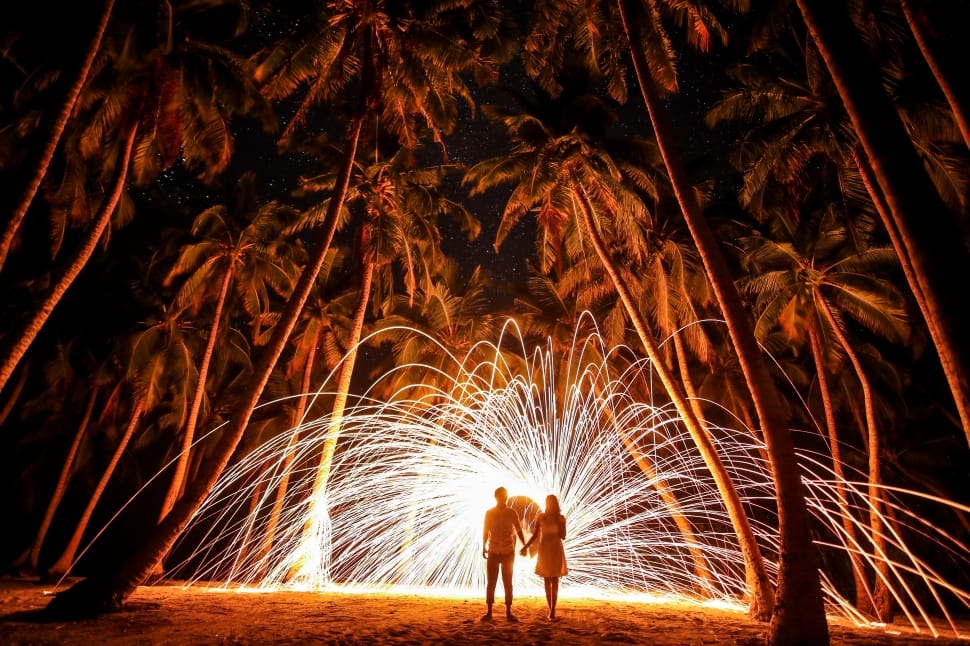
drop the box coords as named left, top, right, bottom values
left=481, top=486, right=568, bottom=622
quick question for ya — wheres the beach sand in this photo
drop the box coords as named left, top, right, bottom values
left=0, top=578, right=966, bottom=645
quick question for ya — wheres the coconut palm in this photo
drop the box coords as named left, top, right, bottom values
left=242, top=245, right=352, bottom=568
left=896, top=0, right=970, bottom=151
left=0, top=0, right=116, bottom=271
left=0, top=121, right=138, bottom=397
left=155, top=173, right=302, bottom=526
left=0, top=0, right=271, bottom=397
left=464, top=88, right=775, bottom=619
left=739, top=206, right=910, bottom=619
left=286, top=144, right=479, bottom=582
left=794, top=0, right=970, bottom=446
left=373, top=260, right=506, bottom=400
left=9, top=344, right=116, bottom=576
left=44, top=306, right=194, bottom=578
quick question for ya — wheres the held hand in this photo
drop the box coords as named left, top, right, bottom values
left=519, top=547, right=527, bottom=556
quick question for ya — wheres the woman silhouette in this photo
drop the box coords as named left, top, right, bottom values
left=520, top=494, right=567, bottom=619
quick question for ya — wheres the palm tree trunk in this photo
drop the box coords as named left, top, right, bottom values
left=796, top=0, right=970, bottom=446
left=289, top=258, right=374, bottom=583
left=674, top=334, right=706, bottom=423
left=897, top=0, right=970, bottom=151
left=0, top=362, right=28, bottom=428
left=255, top=327, right=322, bottom=564
left=157, top=267, right=234, bottom=524
left=850, top=148, right=969, bottom=445
left=817, top=296, right=893, bottom=621
left=808, top=320, right=871, bottom=613
left=573, top=182, right=775, bottom=619
left=0, top=121, right=138, bottom=396
left=11, top=388, right=97, bottom=574
left=46, top=397, right=144, bottom=578
left=0, top=0, right=116, bottom=271
left=618, top=2, right=826, bottom=638
left=44, top=115, right=364, bottom=618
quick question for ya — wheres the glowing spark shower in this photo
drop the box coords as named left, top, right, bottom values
left=166, top=319, right=970, bottom=639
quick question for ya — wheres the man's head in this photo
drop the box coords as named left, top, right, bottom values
left=494, top=486, right=508, bottom=504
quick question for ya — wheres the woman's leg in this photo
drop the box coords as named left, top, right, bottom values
left=544, top=578, right=553, bottom=617
left=549, top=577, right=559, bottom=618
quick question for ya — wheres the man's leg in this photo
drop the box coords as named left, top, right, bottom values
left=500, top=554, right=516, bottom=621
left=482, top=554, right=499, bottom=621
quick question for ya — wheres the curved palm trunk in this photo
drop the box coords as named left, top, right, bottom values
left=289, top=258, right=374, bottom=583
left=808, top=320, right=871, bottom=613
left=818, top=297, right=893, bottom=621
left=0, top=122, right=138, bottom=396
left=573, top=183, right=774, bottom=618
left=157, top=267, right=234, bottom=524
left=253, top=327, right=322, bottom=565
left=618, top=2, right=827, bottom=639
left=796, top=0, right=970, bottom=446
left=11, top=388, right=97, bottom=574
left=674, top=334, right=706, bottom=423
left=0, top=362, right=29, bottom=428
left=44, top=116, right=364, bottom=618
left=898, top=0, right=970, bottom=151
left=850, top=148, right=968, bottom=452
left=0, top=0, right=116, bottom=271
left=46, top=397, right=144, bottom=578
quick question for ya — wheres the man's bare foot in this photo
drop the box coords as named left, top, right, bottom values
left=506, top=612, right=518, bottom=622
left=480, top=613, right=493, bottom=622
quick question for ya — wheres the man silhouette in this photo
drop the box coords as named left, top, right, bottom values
left=481, top=486, right=526, bottom=621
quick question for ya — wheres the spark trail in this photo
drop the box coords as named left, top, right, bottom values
left=166, top=320, right=970, bottom=638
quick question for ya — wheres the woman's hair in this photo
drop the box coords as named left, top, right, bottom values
left=545, top=494, right=561, bottom=516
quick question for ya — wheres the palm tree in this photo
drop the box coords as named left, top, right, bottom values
left=0, top=0, right=270, bottom=396
left=9, top=344, right=116, bottom=575
left=45, top=0, right=510, bottom=615
left=615, top=3, right=831, bottom=635
left=374, top=260, right=505, bottom=399
left=245, top=245, right=351, bottom=567
left=0, top=121, right=138, bottom=396
left=897, top=0, right=970, bottom=151
left=464, top=89, right=775, bottom=619
left=0, top=0, right=116, bottom=271
left=739, top=208, right=910, bottom=619
left=155, top=173, right=302, bottom=525
left=44, top=306, right=195, bottom=578
left=794, top=0, right=970, bottom=446
left=286, top=144, right=479, bottom=582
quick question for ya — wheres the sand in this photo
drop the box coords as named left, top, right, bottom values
left=0, top=578, right=966, bottom=645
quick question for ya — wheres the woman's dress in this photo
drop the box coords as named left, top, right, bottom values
left=534, top=513, right=568, bottom=577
